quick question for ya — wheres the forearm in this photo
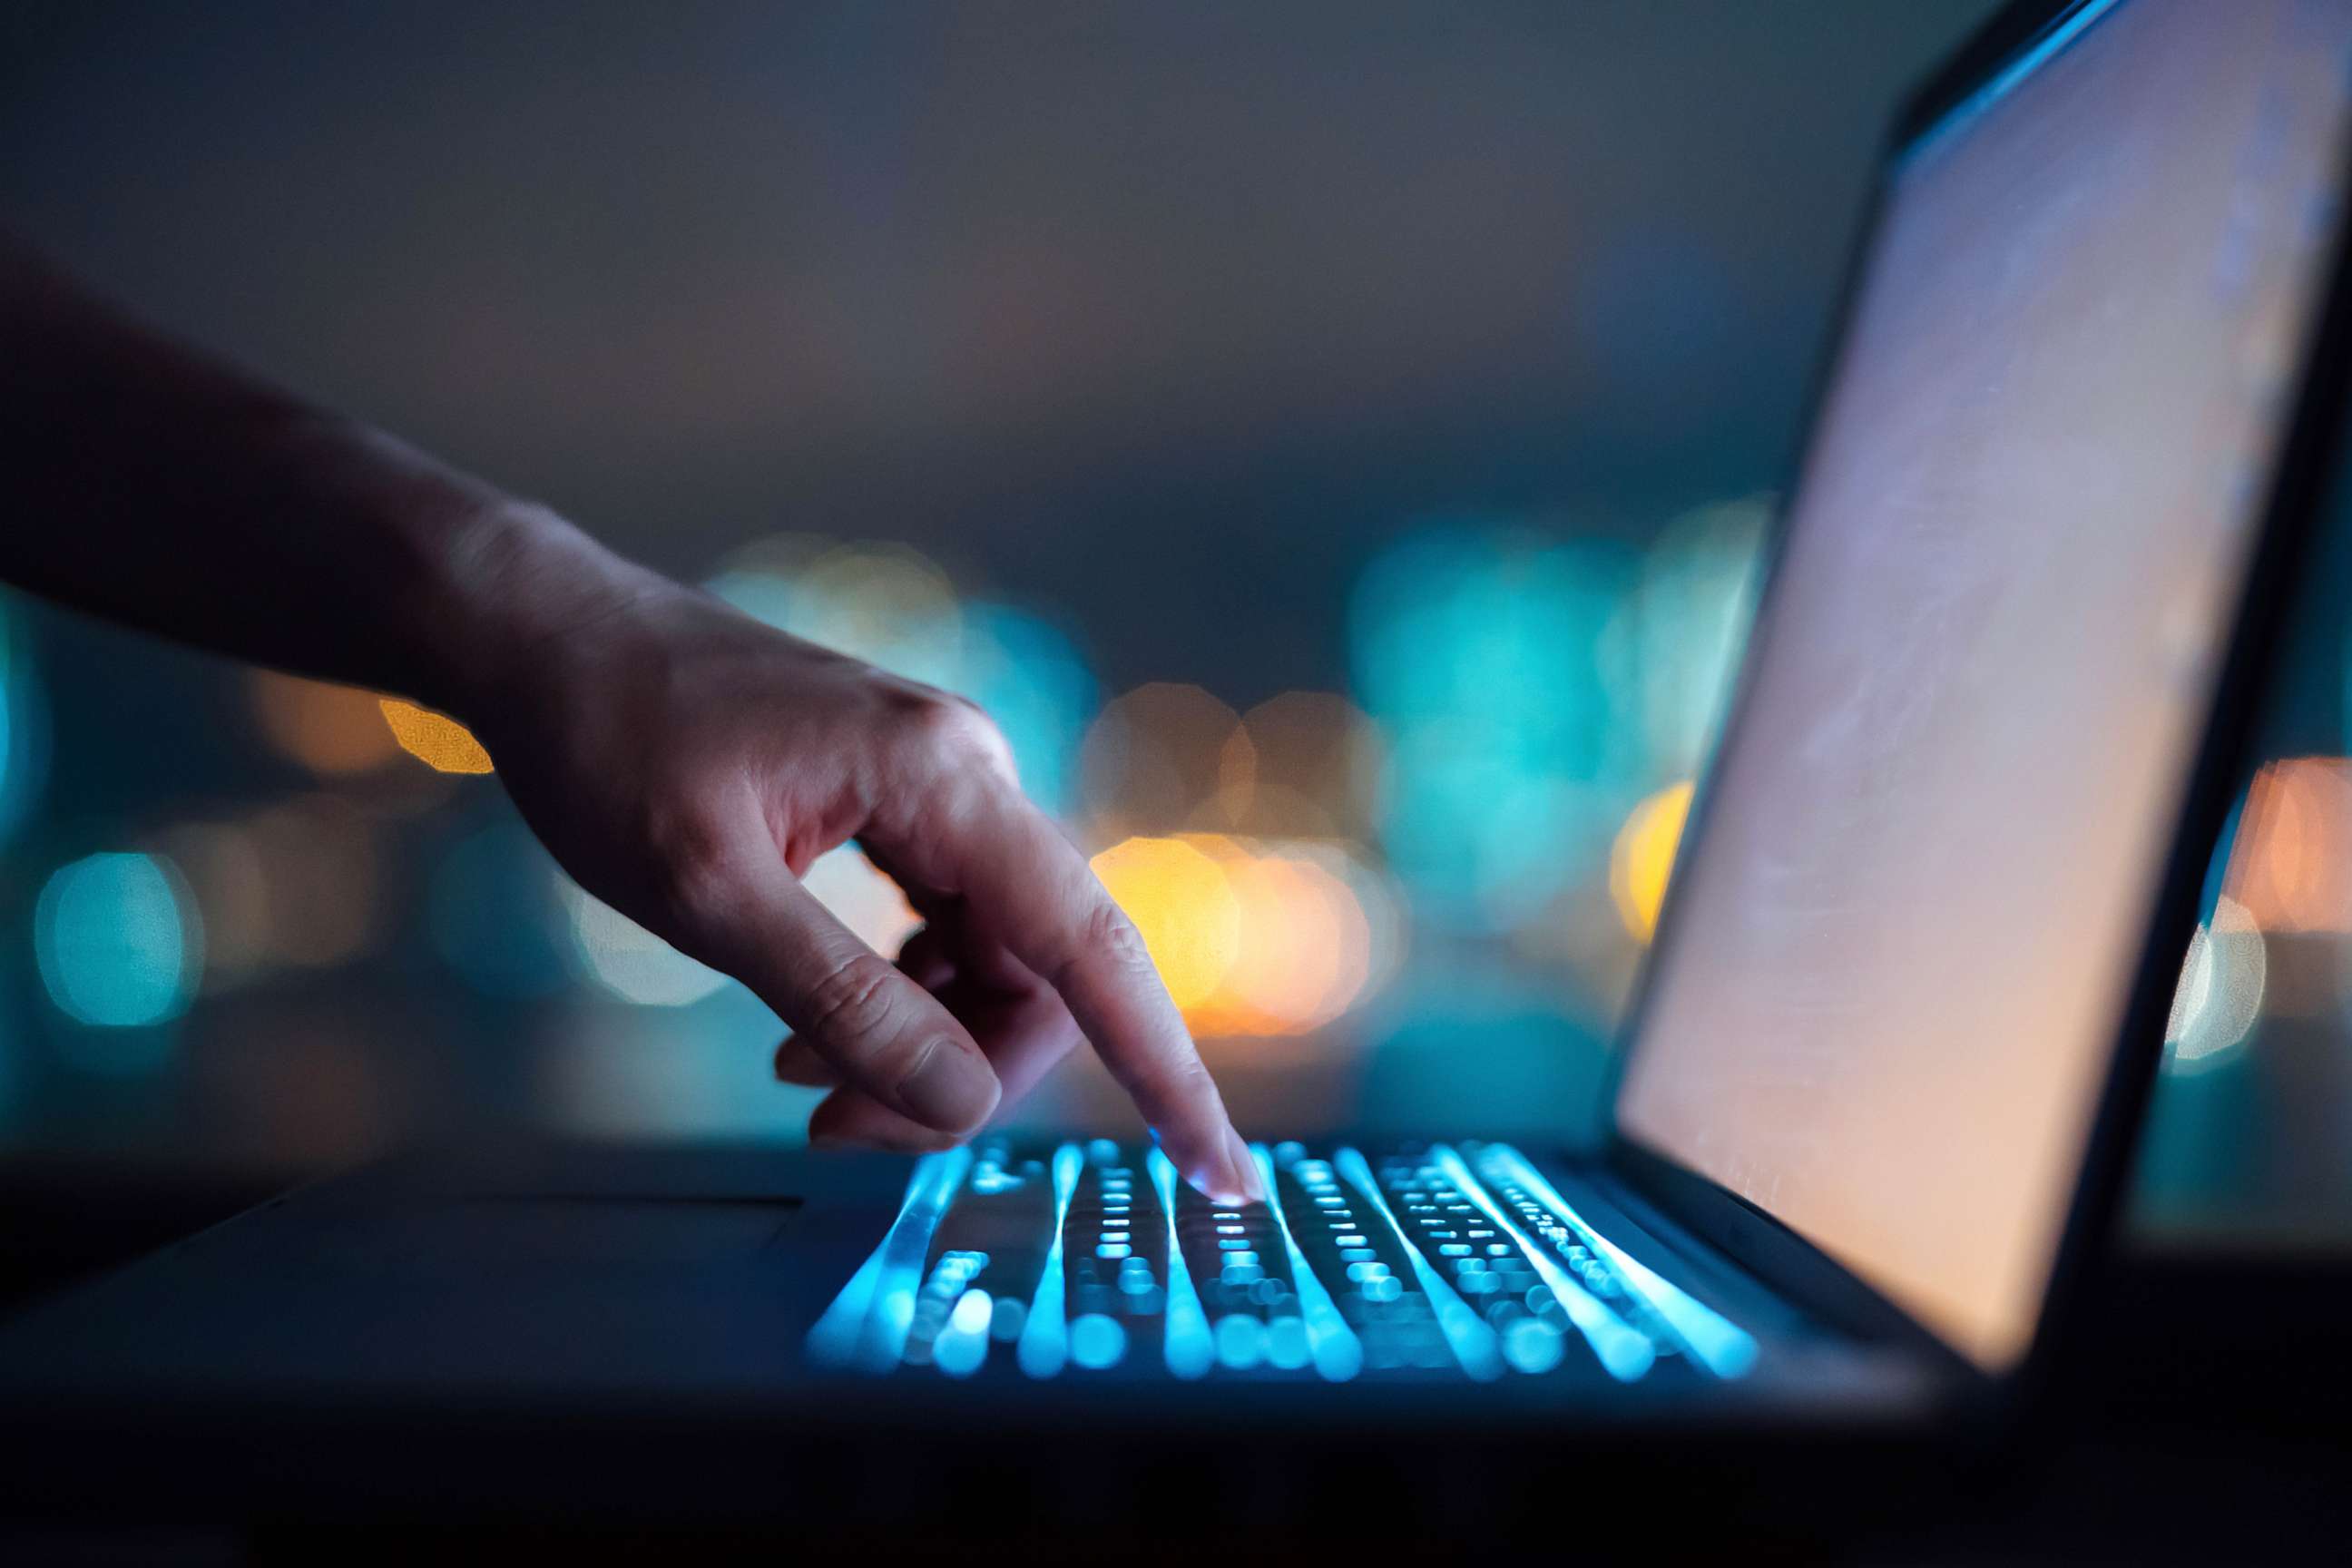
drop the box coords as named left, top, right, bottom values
left=0, top=240, right=651, bottom=724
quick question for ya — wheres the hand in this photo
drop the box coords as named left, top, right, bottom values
left=458, top=527, right=1265, bottom=1205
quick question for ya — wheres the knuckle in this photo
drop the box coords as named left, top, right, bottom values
left=889, top=690, right=1016, bottom=781
left=799, top=951, right=910, bottom=1061
left=645, top=804, right=740, bottom=921
left=1074, top=897, right=1154, bottom=978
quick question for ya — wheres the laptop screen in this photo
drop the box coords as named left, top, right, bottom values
left=1615, top=0, right=2352, bottom=1371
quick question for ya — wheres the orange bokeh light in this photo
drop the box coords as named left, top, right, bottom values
left=2225, top=757, right=2352, bottom=933
left=1089, top=832, right=1394, bottom=1037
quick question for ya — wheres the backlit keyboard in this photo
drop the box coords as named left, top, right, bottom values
left=807, top=1140, right=1758, bottom=1385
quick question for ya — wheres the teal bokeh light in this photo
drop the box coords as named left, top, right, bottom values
left=34, top=852, right=202, bottom=1033
left=1351, top=526, right=1642, bottom=929
left=709, top=558, right=1095, bottom=820
left=946, top=603, right=1095, bottom=818
left=429, top=822, right=578, bottom=999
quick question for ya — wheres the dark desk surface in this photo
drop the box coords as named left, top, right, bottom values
left=0, top=1154, right=2346, bottom=1565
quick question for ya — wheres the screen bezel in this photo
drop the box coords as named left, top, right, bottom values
left=1594, top=0, right=2352, bottom=1389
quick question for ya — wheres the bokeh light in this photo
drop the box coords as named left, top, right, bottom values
left=429, top=822, right=576, bottom=998
left=801, top=844, right=923, bottom=956
left=710, top=539, right=1095, bottom=817
left=1351, top=528, right=1642, bottom=932
left=379, top=698, right=495, bottom=775
left=1088, top=836, right=1241, bottom=1012
left=794, top=544, right=966, bottom=688
left=562, top=879, right=732, bottom=1008
left=148, top=821, right=272, bottom=993
left=952, top=604, right=1096, bottom=818
left=1226, top=691, right=1387, bottom=840
left=710, top=537, right=963, bottom=688
left=2165, top=896, right=2267, bottom=1074
left=34, top=852, right=203, bottom=1032
left=1089, top=833, right=1400, bottom=1036
left=244, top=797, right=379, bottom=968
left=1609, top=779, right=1694, bottom=945
left=1082, top=684, right=1250, bottom=838
left=2222, top=757, right=2352, bottom=933
left=1192, top=849, right=1371, bottom=1037
left=249, top=671, right=402, bottom=776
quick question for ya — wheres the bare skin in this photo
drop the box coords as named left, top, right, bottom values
left=0, top=239, right=1263, bottom=1205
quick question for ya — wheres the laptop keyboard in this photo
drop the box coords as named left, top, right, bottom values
left=807, top=1139, right=1758, bottom=1386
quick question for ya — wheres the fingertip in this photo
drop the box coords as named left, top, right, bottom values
left=1224, top=1126, right=1269, bottom=1204
left=1179, top=1125, right=1266, bottom=1207
left=808, top=1089, right=963, bottom=1153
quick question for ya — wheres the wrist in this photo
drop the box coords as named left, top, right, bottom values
left=411, top=498, right=668, bottom=729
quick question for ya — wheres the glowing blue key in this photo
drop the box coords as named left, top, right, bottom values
left=1474, top=1142, right=1759, bottom=1378
left=1251, top=1144, right=1363, bottom=1382
left=806, top=1146, right=973, bottom=1372
left=1214, top=1314, right=1267, bottom=1370
left=1266, top=1316, right=1310, bottom=1369
left=1069, top=1313, right=1128, bottom=1370
left=1430, top=1145, right=1652, bottom=1381
left=1148, top=1148, right=1215, bottom=1379
left=1016, top=1143, right=1086, bottom=1378
left=1333, top=1147, right=1504, bottom=1381
left=1504, top=1317, right=1565, bottom=1374
left=933, top=1289, right=993, bottom=1378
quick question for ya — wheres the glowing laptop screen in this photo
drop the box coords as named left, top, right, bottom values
left=1616, top=0, right=2352, bottom=1369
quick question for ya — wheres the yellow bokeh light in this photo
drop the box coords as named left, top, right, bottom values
left=1090, top=832, right=1394, bottom=1037
left=249, top=671, right=402, bottom=776
left=796, top=543, right=964, bottom=684
left=1198, top=850, right=1373, bottom=1037
left=378, top=699, right=495, bottom=775
left=1088, top=835, right=1243, bottom=1012
left=1611, top=779, right=1694, bottom=944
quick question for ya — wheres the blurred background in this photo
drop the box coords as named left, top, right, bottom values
left=0, top=0, right=2343, bottom=1252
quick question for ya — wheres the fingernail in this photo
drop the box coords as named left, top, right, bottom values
left=896, top=1041, right=998, bottom=1132
left=1226, top=1127, right=1268, bottom=1203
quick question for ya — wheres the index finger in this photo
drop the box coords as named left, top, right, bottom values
left=931, top=791, right=1262, bottom=1205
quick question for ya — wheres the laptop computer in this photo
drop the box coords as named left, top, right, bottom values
left=5, top=0, right=2352, bottom=1536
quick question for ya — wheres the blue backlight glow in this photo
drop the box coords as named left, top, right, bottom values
left=1251, top=1144, right=1363, bottom=1382
left=1475, top=1142, right=1758, bottom=1378
left=1432, top=1144, right=1655, bottom=1381
left=805, top=1146, right=972, bottom=1372
left=1334, top=1146, right=1504, bottom=1381
left=1068, top=1312, right=1127, bottom=1370
left=1014, top=1143, right=1085, bottom=1378
left=1147, top=1147, right=1216, bottom=1379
